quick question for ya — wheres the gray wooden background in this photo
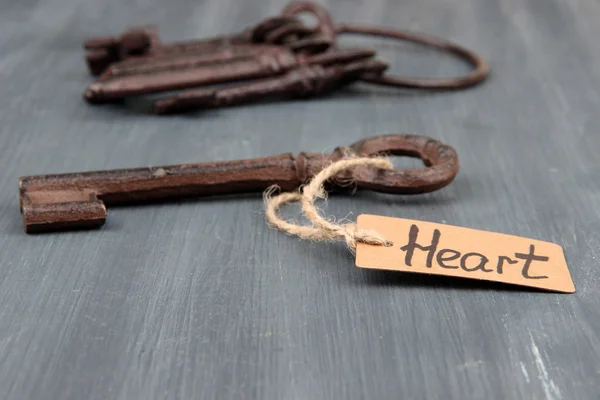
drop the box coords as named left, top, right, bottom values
left=1, top=0, right=599, bottom=399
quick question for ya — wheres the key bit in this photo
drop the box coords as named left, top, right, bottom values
left=84, top=27, right=161, bottom=76
left=153, top=58, right=388, bottom=114
left=19, top=134, right=459, bottom=233
left=83, top=47, right=376, bottom=103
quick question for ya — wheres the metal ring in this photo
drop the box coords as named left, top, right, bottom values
left=336, top=23, right=489, bottom=90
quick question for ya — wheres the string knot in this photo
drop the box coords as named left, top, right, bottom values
left=264, top=156, right=394, bottom=252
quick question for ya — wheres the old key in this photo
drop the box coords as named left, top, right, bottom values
left=83, top=14, right=335, bottom=102
left=153, top=58, right=387, bottom=114
left=83, top=16, right=330, bottom=76
left=19, top=134, right=458, bottom=233
left=85, top=47, right=380, bottom=103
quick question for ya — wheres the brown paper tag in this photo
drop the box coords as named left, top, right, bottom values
left=355, top=215, right=575, bottom=293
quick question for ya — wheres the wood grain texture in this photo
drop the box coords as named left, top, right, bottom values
left=0, top=0, right=599, bottom=399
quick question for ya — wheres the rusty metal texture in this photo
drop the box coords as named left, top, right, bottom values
left=84, top=45, right=371, bottom=103
left=104, top=44, right=288, bottom=78
left=153, top=52, right=385, bottom=114
left=83, top=16, right=320, bottom=76
left=85, top=46, right=297, bottom=102
left=19, top=134, right=458, bottom=233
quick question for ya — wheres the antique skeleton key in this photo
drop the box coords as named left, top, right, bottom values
left=153, top=57, right=387, bottom=114
left=83, top=16, right=320, bottom=75
left=84, top=47, right=378, bottom=103
left=19, top=135, right=458, bottom=233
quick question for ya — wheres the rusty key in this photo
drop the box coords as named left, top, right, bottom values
left=19, top=134, right=459, bottom=233
left=103, top=44, right=289, bottom=78
left=84, top=46, right=375, bottom=103
left=153, top=58, right=387, bottom=114
left=103, top=33, right=331, bottom=79
left=84, top=16, right=324, bottom=75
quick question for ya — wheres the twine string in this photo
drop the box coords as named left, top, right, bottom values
left=264, top=156, right=394, bottom=252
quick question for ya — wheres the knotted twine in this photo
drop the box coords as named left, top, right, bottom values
left=264, top=156, right=394, bottom=253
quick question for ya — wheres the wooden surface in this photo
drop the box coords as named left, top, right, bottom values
left=1, top=0, right=599, bottom=399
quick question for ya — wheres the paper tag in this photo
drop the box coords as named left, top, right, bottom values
left=355, top=215, right=575, bottom=293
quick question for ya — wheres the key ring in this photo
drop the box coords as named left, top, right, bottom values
left=336, top=23, right=489, bottom=89
left=282, top=1, right=489, bottom=90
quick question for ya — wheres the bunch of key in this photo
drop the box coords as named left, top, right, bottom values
left=83, top=10, right=383, bottom=113
left=81, top=1, right=489, bottom=114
